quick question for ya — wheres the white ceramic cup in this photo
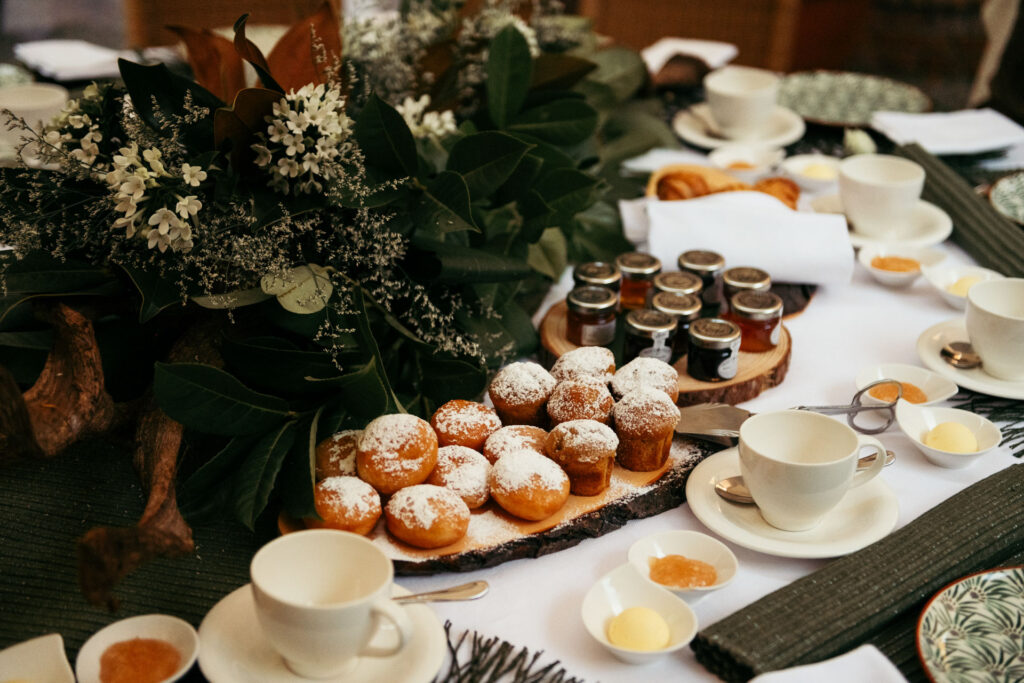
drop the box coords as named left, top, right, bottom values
left=250, top=529, right=414, bottom=678
left=838, top=154, right=925, bottom=238
left=738, top=410, right=888, bottom=531
left=703, top=66, right=779, bottom=141
left=0, top=83, right=68, bottom=147
left=966, top=278, right=1024, bottom=381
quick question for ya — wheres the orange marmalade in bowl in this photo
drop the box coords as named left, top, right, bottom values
left=870, top=255, right=920, bottom=273
left=649, top=555, right=717, bottom=588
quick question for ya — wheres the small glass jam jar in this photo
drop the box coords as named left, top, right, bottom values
left=566, top=286, right=618, bottom=347
left=623, top=309, right=677, bottom=364
left=573, top=261, right=622, bottom=292
left=651, top=270, right=703, bottom=300
left=615, top=252, right=662, bottom=310
left=651, top=292, right=701, bottom=361
left=725, top=290, right=783, bottom=352
left=722, top=266, right=771, bottom=314
left=687, top=318, right=741, bottom=382
left=678, top=250, right=725, bottom=317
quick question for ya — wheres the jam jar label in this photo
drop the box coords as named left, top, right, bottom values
left=639, top=330, right=672, bottom=363
left=717, top=338, right=741, bottom=379
left=581, top=320, right=616, bottom=346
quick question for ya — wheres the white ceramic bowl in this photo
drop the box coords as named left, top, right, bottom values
left=856, top=245, right=945, bottom=288
left=0, top=633, right=74, bottom=683
left=708, top=144, right=785, bottom=183
left=76, top=614, right=199, bottom=683
left=921, top=264, right=1005, bottom=310
left=581, top=563, right=698, bottom=665
left=627, top=530, right=738, bottom=596
left=781, top=154, right=841, bottom=192
left=855, top=363, right=958, bottom=406
left=895, top=400, right=1002, bottom=469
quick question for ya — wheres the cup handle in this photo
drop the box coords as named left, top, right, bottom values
left=360, top=599, right=414, bottom=658
left=850, top=435, right=887, bottom=489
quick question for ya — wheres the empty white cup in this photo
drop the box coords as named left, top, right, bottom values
left=966, top=278, right=1024, bottom=381
left=703, top=66, right=779, bottom=141
left=838, top=154, right=925, bottom=239
left=0, top=83, right=68, bottom=148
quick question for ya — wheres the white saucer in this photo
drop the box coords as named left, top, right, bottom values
left=672, top=103, right=806, bottom=150
left=685, top=448, right=899, bottom=559
left=198, top=584, right=445, bottom=683
left=810, top=194, right=952, bottom=248
left=917, top=317, right=1024, bottom=400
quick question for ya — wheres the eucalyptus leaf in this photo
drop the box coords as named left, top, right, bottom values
left=447, top=132, right=532, bottom=198
left=417, top=171, right=478, bottom=233
left=191, top=287, right=272, bottom=309
left=526, top=227, right=568, bottom=280
left=486, top=25, right=533, bottom=129
left=353, top=93, right=418, bottom=176
left=232, top=420, right=298, bottom=529
left=508, top=99, right=598, bottom=145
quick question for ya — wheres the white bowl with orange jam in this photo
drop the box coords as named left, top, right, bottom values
left=75, top=614, right=199, bottom=683
left=627, top=530, right=738, bottom=597
left=707, top=144, right=784, bottom=183
left=857, top=245, right=945, bottom=288
left=855, top=363, right=958, bottom=408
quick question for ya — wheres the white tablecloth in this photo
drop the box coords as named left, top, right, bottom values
left=400, top=241, right=1018, bottom=682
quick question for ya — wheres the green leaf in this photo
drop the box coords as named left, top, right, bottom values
left=154, top=362, right=293, bottom=435
left=280, top=408, right=323, bottom=521
left=585, top=47, right=648, bottom=104
left=446, top=132, right=532, bottom=198
left=118, top=59, right=221, bottom=149
left=120, top=264, right=186, bottom=323
left=353, top=93, right=418, bottom=176
left=0, top=329, right=52, bottom=350
left=221, top=337, right=344, bottom=395
left=570, top=201, right=632, bottom=262
left=508, top=99, right=598, bottom=145
left=486, top=25, right=533, bottom=129
left=179, top=435, right=259, bottom=520
left=527, top=227, right=568, bottom=280
left=412, top=238, right=532, bottom=283
left=531, top=53, right=597, bottom=91
left=232, top=420, right=298, bottom=529
left=417, top=353, right=486, bottom=405
left=0, top=281, right=125, bottom=331
left=537, top=168, right=600, bottom=214
left=417, top=171, right=478, bottom=233
left=350, top=288, right=403, bottom=414
left=1, top=253, right=111, bottom=294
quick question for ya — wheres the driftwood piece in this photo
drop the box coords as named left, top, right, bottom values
left=0, top=365, right=42, bottom=460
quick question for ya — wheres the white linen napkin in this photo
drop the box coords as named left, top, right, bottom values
left=619, top=147, right=710, bottom=176
left=14, top=40, right=180, bottom=81
left=641, top=37, right=738, bottom=74
left=750, top=645, right=908, bottom=683
left=871, top=108, right=1024, bottom=155
left=645, top=192, right=854, bottom=285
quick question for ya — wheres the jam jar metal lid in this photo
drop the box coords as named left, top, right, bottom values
left=652, top=292, right=701, bottom=319
left=730, top=290, right=783, bottom=320
left=689, top=317, right=741, bottom=348
left=615, top=252, right=662, bottom=277
left=678, top=250, right=725, bottom=275
left=624, top=309, right=677, bottom=338
left=653, top=271, right=703, bottom=295
left=722, top=266, right=771, bottom=291
left=573, top=261, right=622, bottom=288
left=567, top=286, right=618, bottom=314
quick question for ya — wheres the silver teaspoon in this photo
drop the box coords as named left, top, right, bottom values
left=941, top=341, right=982, bottom=369
left=714, top=451, right=896, bottom=505
left=393, top=580, right=489, bottom=605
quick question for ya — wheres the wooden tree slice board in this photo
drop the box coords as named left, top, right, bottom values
left=540, top=300, right=791, bottom=406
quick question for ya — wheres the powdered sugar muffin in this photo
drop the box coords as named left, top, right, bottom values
left=483, top=425, right=548, bottom=464
left=546, top=420, right=619, bottom=496
left=610, top=357, right=680, bottom=402
left=490, top=449, right=571, bottom=521
left=306, top=476, right=381, bottom=536
left=427, top=445, right=492, bottom=509
left=546, top=376, right=614, bottom=426
left=612, top=387, right=681, bottom=471
left=357, top=414, right=438, bottom=495
left=550, top=346, right=615, bottom=383
left=430, top=399, right=502, bottom=451
left=385, top=484, right=470, bottom=549
left=314, top=429, right=361, bottom=480
left=488, top=362, right=556, bottom=426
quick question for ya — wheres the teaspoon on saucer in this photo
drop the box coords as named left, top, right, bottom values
left=940, top=341, right=982, bottom=369
left=714, top=451, right=896, bottom=505
left=392, top=580, right=488, bottom=605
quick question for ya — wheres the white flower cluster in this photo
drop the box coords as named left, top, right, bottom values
left=251, top=83, right=354, bottom=195
left=105, top=143, right=206, bottom=253
left=395, top=95, right=457, bottom=142
left=456, top=6, right=541, bottom=102
left=343, top=11, right=437, bottom=103
left=42, top=83, right=104, bottom=167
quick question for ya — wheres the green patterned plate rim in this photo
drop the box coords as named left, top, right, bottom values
left=989, top=172, right=1024, bottom=225
left=778, top=70, right=931, bottom=127
left=916, top=566, right=1024, bottom=683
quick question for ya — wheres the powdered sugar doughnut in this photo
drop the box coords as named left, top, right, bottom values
left=428, top=445, right=492, bottom=509
left=546, top=419, right=619, bottom=496
left=306, top=476, right=381, bottom=536
left=488, top=362, right=556, bottom=426
left=430, top=399, right=502, bottom=451
left=490, top=449, right=570, bottom=521
left=385, top=484, right=470, bottom=549
left=610, top=357, right=679, bottom=402
left=546, top=376, right=614, bottom=426
left=314, top=429, right=361, bottom=480
left=482, top=425, right=548, bottom=464
left=550, top=347, right=615, bottom=383
left=357, top=414, right=438, bottom=495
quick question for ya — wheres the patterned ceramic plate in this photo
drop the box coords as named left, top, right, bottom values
left=778, top=70, right=931, bottom=127
left=916, top=566, right=1024, bottom=683
left=989, top=172, right=1024, bottom=225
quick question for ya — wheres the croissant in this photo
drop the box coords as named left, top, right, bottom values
left=753, top=177, right=800, bottom=210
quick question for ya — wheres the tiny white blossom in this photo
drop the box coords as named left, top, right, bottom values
left=119, top=176, right=146, bottom=200
left=181, top=164, right=207, bottom=187
left=148, top=207, right=180, bottom=235
left=175, top=195, right=202, bottom=218
left=146, top=228, right=171, bottom=252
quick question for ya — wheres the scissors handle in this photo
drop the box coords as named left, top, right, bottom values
left=792, top=380, right=902, bottom=435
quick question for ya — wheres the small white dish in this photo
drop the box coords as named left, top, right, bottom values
left=855, top=363, right=958, bottom=406
left=76, top=614, right=199, bottom=683
left=627, top=530, right=738, bottom=596
left=707, top=144, right=784, bottom=183
left=856, top=245, right=945, bottom=288
left=0, top=633, right=74, bottom=683
left=780, top=153, right=841, bottom=192
left=921, top=264, right=1005, bottom=310
left=672, top=103, right=806, bottom=150
left=198, top=584, right=445, bottom=683
left=580, top=563, right=698, bottom=665
left=810, top=195, right=953, bottom=248
left=895, top=399, right=1002, bottom=469
left=685, top=448, right=899, bottom=558
left=917, top=318, right=1024, bottom=400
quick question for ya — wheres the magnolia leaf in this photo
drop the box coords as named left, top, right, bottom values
left=2, top=253, right=111, bottom=293
left=213, top=87, right=282, bottom=172
left=267, top=1, right=342, bottom=91
left=118, top=59, right=222, bottom=149
left=168, top=25, right=246, bottom=103
left=329, top=357, right=393, bottom=420
left=178, top=435, right=259, bottom=520
left=120, top=264, right=186, bottom=323
left=417, top=353, right=487, bottom=404
left=191, top=287, right=272, bottom=309
left=486, top=25, right=533, bottom=129
left=350, top=288, right=403, bottom=415
left=508, top=99, right=599, bottom=145
left=221, top=337, right=344, bottom=395
left=232, top=14, right=283, bottom=93
left=418, top=171, right=478, bottom=233
left=526, top=226, right=568, bottom=280
left=537, top=168, right=600, bottom=214
left=413, top=238, right=532, bottom=283
left=531, top=53, right=597, bottom=91
left=447, top=131, right=532, bottom=198
left=0, top=330, right=52, bottom=350
left=0, top=282, right=123, bottom=331
left=586, top=47, right=648, bottom=104
left=232, top=420, right=299, bottom=529
left=353, top=93, right=417, bottom=176
left=153, top=362, right=294, bottom=435
left=494, top=152, right=544, bottom=205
